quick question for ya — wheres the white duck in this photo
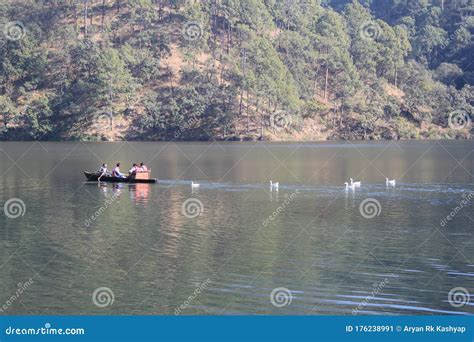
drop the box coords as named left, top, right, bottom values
left=344, top=182, right=355, bottom=190
left=385, top=178, right=396, bottom=186
left=191, top=181, right=200, bottom=188
left=350, top=178, right=361, bottom=187
left=270, top=181, right=279, bottom=191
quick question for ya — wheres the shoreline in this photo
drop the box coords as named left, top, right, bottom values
left=0, top=136, right=471, bottom=143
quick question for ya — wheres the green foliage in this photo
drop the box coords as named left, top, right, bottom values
left=0, top=0, right=471, bottom=141
left=0, top=95, right=18, bottom=130
left=23, top=96, right=54, bottom=139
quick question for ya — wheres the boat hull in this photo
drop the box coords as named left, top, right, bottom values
left=84, top=172, right=157, bottom=184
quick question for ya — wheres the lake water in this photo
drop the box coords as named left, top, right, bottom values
left=0, top=141, right=473, bottom=315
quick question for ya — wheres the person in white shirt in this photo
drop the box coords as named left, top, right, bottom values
left=97, top=163, right=108, bottom=175
left=139, top=162, right=148, bottom=172
left=112, top=163, right=126, bottom=178
left=129, top=163, right=138, bottom=176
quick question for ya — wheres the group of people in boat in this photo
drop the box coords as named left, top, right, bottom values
left=97, top=162, right=148, bottom=179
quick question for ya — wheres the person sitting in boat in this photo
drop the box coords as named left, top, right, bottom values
left=129, top=163, right=139, bottom=176
left=97, top=163, right=108, bottom=175
left=139, top=162, right=148, bottom=172
left=112, top=163, right=126, bottom=178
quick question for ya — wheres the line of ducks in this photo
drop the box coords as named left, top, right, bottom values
left=345, top=178, right=396, bottom=190
left=193, top=180, right=281, bottom=190
left=190, top=178, right=396, bottom=190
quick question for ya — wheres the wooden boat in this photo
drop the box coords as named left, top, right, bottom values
left=84, top=171, right=157, bottom=184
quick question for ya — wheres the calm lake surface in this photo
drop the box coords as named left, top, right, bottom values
left=0, top=141, right=473, bottom=315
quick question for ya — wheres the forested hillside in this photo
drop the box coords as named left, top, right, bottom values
left=0, top=0, right=472, bottom=141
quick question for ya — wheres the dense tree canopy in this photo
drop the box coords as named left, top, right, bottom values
left=0, top=0, right=472, bottom=141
